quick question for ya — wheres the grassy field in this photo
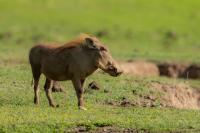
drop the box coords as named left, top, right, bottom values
left=1, top=0, right=200, bottom=62
left=1, top=65, right=200, bottom=132
left=0, top=0, right=200, bottom=132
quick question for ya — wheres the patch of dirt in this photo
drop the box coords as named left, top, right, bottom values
left=119, top=61, right=159, bottom=76
left=104, top=80, right=200, bottom=110
left=181, top=64, right=200, bottom=79
left=94, top=126, right=141, bottom=133
left=0, top=59, right=27, bottom=66
left=67, top=126, right=88, bottom=133
left=158, top=63, right=200, bottom=79
left=157, top=63, right=188, bottom=78
left=150, top=82, right=200, bottom=109
left=104, top=94, right=157, bottom=108
left=65, top=126, right=143, bottom=133
left=119, top=60, right=200, bottom=79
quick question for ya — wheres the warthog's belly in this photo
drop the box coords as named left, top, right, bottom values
left=44, top=72, right=70, bottom=81
left=41, top=65, right=72, bottom=81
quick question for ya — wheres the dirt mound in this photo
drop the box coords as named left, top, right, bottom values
left=157, top=63, right=188, bottom=78
left=119, top=60, right=200, bottom=79
left=181, top=64, right=200, bottom=79
left=150, top=82, right=200, bottom=109
left=157, top=63, right=200, bottom=79
left=104, top=80, right=200, bottom=110
left=119, top=61, right=159, bottom=76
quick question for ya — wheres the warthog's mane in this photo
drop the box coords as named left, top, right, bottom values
left=54, top=34, right=100, bottom=53
left=62, top=33, right=98, bottom=48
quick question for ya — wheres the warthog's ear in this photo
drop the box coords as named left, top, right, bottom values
left=85, top=38, right=97, bottom=50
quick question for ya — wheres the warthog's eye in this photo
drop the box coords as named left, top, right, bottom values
left=107, top=61, right=112, bottom=66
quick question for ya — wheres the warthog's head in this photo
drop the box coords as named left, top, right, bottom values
left=83, top=36, right=123, bottom=77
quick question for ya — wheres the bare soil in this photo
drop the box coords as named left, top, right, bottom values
left=104, top=81, right=200, bottom=110
left=119, top=61, right=159, bottom=76
left=0, top=58, right=26, bottom=66
left=119, top=60, right=200, bottom=79
left=65, top=126, right=145, bottom=133
left=65, top=125, right=196, bottom=133
left=150, top=81, right=200, bottom=109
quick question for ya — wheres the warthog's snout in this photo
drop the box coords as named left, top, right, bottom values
left=116, top=68, right=123, bottom=76
left=107, top=64, right=123, bottom=77
left=115, top=66, right=123, bottom=76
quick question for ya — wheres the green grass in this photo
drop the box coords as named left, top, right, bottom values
left=0, top=65, right=200, bottom=132
left=1, top=0, right=200, bottom=132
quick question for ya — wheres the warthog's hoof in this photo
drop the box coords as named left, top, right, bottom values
left=79, top=106, right=87, bottom=110
left=50, top=104, right=57, bottom=108
left=34, top=98, right=39, bottom=104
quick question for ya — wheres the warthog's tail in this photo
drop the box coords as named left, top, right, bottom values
left=31, top=78, right=34, bottom=86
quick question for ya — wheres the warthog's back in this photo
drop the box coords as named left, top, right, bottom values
left=29, top=43, right=96, bottom=81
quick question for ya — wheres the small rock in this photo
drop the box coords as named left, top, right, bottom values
left=107, top=101, right=115, bottom=105
left=88, top=81, right=101, bottom=90
left=144, top=95, right=156, bottom=101
left=120, top=100, right=131, bottom=107
left=132, top=90, right=136, bottom=94
left=77, top=126, right=87, bottom=132
left=122, top=97, right=126, bottom=100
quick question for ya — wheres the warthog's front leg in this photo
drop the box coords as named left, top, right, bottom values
left=44, top=78, right=56, bottom=107
left=72, top=78, right=87, bottom=110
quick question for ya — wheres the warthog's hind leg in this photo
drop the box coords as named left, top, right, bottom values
left=44, top=78, right=56, bottom=107
left=31, top=66, right=41, bottom=105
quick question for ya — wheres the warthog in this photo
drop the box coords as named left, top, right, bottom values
left=29, top=34, right=123, bottom=110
